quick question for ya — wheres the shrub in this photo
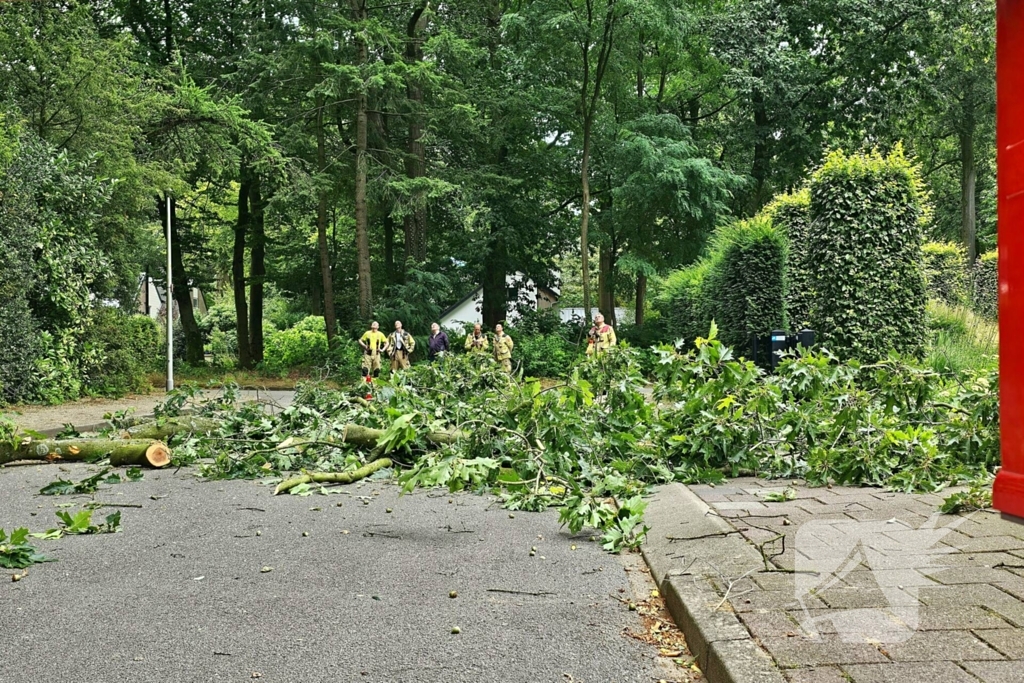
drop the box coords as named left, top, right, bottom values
left=507, top=309, right=584, bottom=378
left=971, top=249, right=997, bottom=318
left=654, top=259, right=715, bottom=344
left=702, top=216, right=788, bottom=349
left=807, top=147, right=928, bottom=360
left=0, top=298, right=40, bottom=405
left=261, top=316, right=332, bottom=373
left=922, top=242, right=968, bottom=306
left=764, top=190, right=812, bottom=329
left=82, top=309, right=161, bottom=396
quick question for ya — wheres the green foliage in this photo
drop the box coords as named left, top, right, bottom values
left=922, top=242, right=969, bottom=305
left=703, top=216, right=788, bottom=349
left=40, top=468, right=125, bottom=496
left=655, top=216, right=788, bottom=350
left=507, top=310, right=584, bottom=378
left=82, top=310, right=161, bottom=396
left=940, top=472, right=994, bottom=514
left=262, top=316, right=337, bottom=374
left=654, top=260, right=715, bottom=345
left=0, top=527, right=54, bottom=569
left=807, top=147, right=928, bottom=360
left=35, top=510, right=122, bottom=538
left=926, top=300, right=998, bottom=374
left=971, top=250, right=998, bottom=318
left=764, top=190, right=812, bottom=329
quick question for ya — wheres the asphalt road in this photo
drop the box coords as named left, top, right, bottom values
left=0, top=463, right=678, bottom=683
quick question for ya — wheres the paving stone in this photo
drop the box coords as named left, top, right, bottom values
left=787, top=607, right=928, bottom=643
left=796, top=502, right=868, bottom=516
left=733, top=590, right=827, bottom=613
left=842, top=661, right=980, bottom=683
left=784, top=666, right=850, bottom=683
left=973, top=628, right=1024, bottom=658
left=917, top=604, right=1013, bottom=630
left=996, top=574, right=1024, bottom=601
left=716, top=501, right=771, bottom=511
left=817, top=588, right=915, bottom=610
left=954, top=516, right=1024, bottom=540
left=933, top=551, right=1019, bottom=568
left=759, top=635, right=889, bottom=667
left=962, top=660, right=1024, bottom=683
left=930, top=566, right=1017, bottom=585
left=739, top=610, right=803, bottom=639
left=919, top=583, right=1023, bottom=609
left=881, top=630, right=1004, bottom=662
left=942, top=534, right=1024, bottom=554
left=844, top=508, right=929, bottom=525
left=753, top=572, right=798, bottom=592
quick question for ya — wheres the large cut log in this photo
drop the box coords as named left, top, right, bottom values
left=341, top=424, right=465, bottom=447
left=274, top=458, right=393, bottom=495
left=123, top=417, right=221, bottom=441
left=0, top=439, right=171, bottom=468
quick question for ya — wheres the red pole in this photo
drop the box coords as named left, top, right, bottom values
left=994, top=0, right=1024, bottom=519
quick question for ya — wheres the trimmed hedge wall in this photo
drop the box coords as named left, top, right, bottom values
left=807, top=147, right=927, bottom=360
left=922, top=241, right=968, bottom=306
left=704, top=217, right=788, bottom=348
left=764, top=190, right=812, bottom=330
left=971, top=250, right=998, bottom=318
left=656, top=217, right=787, bottom=349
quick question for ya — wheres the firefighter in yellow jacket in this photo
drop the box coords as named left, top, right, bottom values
left=387, top=320, right=416, bottom=371
left=586, top=313, right=617, bottom=356
left=492, top=323, right=514, bottom=372
left=358, top=321, right=389, bottom=378
left=464, top=323, right=489, bottom=355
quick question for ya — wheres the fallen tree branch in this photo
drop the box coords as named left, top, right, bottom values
left=1, top=438, right=170, bottom=468
left=273, top=458, right=393, bottom=495
left=123, top=417, right=221, bottom=441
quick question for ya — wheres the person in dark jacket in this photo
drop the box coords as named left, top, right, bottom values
left=427, top=322, right=450, bottom=362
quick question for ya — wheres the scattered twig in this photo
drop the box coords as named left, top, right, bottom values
left=667, top=530, right=740, bottom=542
left=714, top=569, right=756, bottom=611
left=487, top=588, right=555, bottom=596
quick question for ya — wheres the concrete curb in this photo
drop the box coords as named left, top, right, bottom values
left=642, top=484, right=786, bottom=683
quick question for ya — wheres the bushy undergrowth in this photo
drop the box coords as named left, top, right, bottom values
left=160, top=325, right=998, bottom=551
left=972, top=250, right=998, bottom=318
left=926, top=300, right=998, bottom=374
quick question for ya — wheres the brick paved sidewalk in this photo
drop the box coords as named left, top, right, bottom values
left=689, top=478, right=1024, bottom=683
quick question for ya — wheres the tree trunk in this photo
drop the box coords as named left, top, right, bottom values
left=353, top=0, right=373, bottom=320
left=233, top=173, right=253, bottom=369
left=750, top=85, right=770, bottom=215
left=165, top=196, right=205, bottom=365
left=1, top=439, right=170, bottom=468
left=635, top=273, right=646, bottom=327
left=384, top=211, right=396, bottom=284
left=315, top=93, right=338, bottom=347
left=404, top=0, right=429, bottom=264
left=961, top=119, right=977, bottom=264
left=482, top=225, right=507, bottom=327
left=248, top=174, right=266, bottom=364
left=598, top=241, right=615, bottom=326
left=581, top=121, right=593, bottom=325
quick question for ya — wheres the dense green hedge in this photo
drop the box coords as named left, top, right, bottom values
left=261, top=315, right=361, bottom=381
left=655, top=217, right=787, bottom=350
left=971, top=250, right=998, bottom=318
left=922, top=241, right=968, bottom=305
left=83, top=310, right=161, bottom=396
left=654, top=259, right=715, bottom=344
left=807, top=147, right=927, bottom=360
left=704, top=217, right=788, bottom=348
left=764, top=190, right=812, bottom=330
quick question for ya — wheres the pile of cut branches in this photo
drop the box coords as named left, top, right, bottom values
left=3, top=325, right=999, bottom=551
